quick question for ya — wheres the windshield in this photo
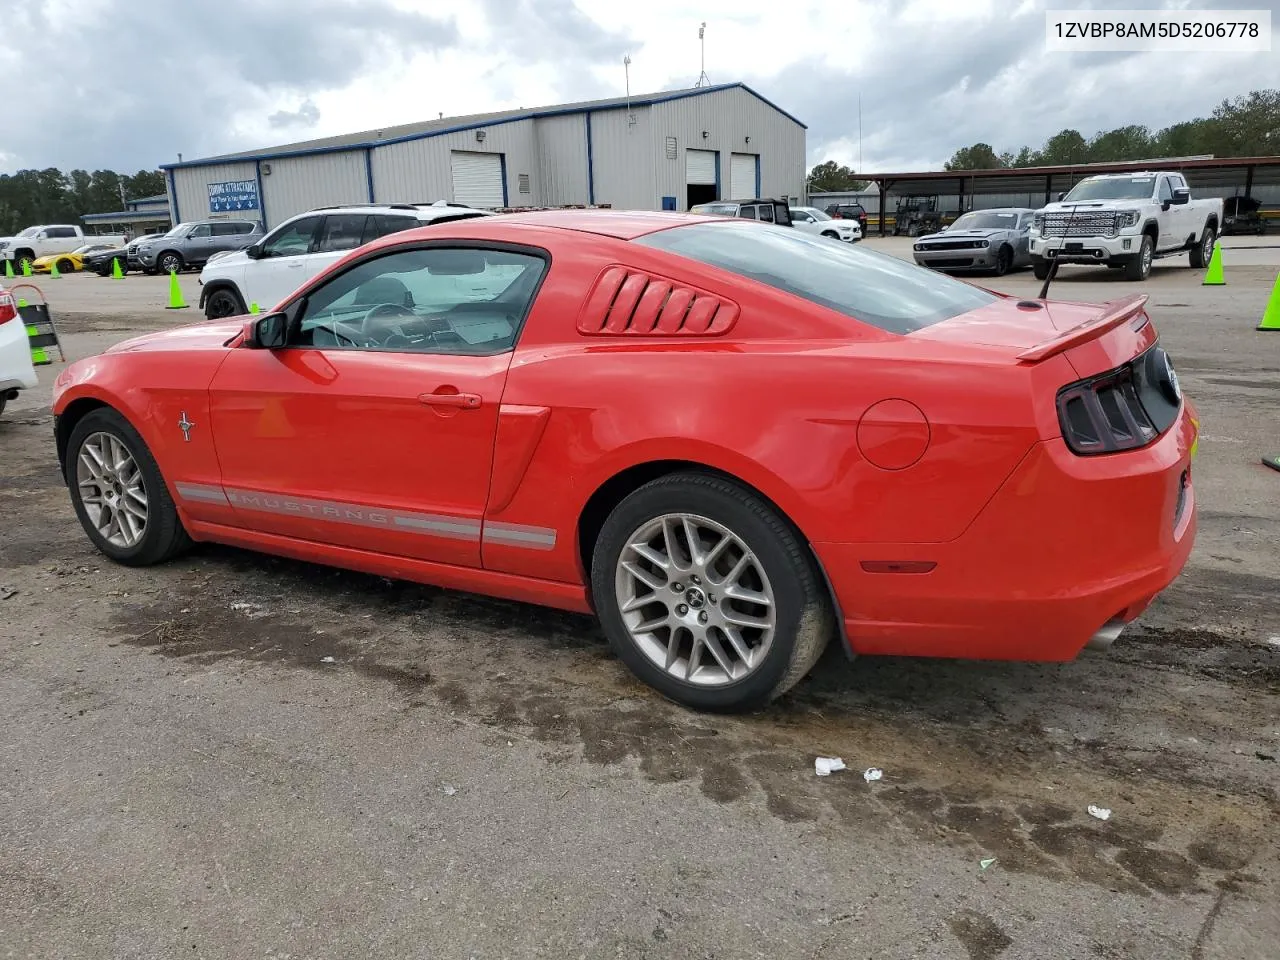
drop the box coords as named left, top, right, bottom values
left=635, top=221, right=998, bottom=334
left=17, top=227, right=39, bottom=238
left=802, top=209, right=832, bottom=221
left=949, top=211, right=1020, bottom=231
left=1063, top=177, right=1156, bottom=202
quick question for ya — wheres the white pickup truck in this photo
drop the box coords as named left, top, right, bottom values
left=0, top=225, right=125, bottom=273
left=1029, top=171, right=1223, bottom=281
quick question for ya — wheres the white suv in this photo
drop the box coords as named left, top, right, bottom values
left=198, top=202, right=494, bottom=319
left=0, top=283, right=38, bottom=418
left=789, top=206, right=862, bottom=242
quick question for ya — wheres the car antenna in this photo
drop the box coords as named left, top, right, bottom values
left=1038, top=183, right=1085, bottom=300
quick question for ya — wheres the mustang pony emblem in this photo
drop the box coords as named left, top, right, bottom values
left=178, top=411, right=194, bottom=441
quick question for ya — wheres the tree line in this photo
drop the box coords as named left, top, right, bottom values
left=807, top=89, right=1279, bottom=191
left=0, top=169, right=168, bottom=236
left=944, top=90, right=1279, bottom=170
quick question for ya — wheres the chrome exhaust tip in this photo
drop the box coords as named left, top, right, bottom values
left=1085, top=619, right=1126, bottom=652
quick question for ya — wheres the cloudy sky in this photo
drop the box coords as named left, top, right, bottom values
left=2, top=0, right=1276, bottom=176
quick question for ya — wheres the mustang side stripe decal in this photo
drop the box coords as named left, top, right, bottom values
left=482, top=521, right=558, bottom=550
left=174, top=482, right=230, bottom=505
left=171, top=482, right=556, bottom=549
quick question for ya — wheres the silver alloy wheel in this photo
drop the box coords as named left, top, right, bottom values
left=1142, top=238, right=1153, bottom=274
left=76, top=431, right=148, bottom=548
left=614, top=513, right=777, bottom=687
left=1202, top=230, right=1214, bottom=263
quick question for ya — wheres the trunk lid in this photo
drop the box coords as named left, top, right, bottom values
left=914, top=293, right=1158, bottom=378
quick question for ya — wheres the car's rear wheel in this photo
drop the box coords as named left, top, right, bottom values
left=205, top=288, right=246, bottom=320
left=158, top=251, right=183, bottom=274
left=1189, top=225, right=1216, bottom=269
left=56, top=258, right=74, bottom=274
left=66, top=408, right=191, bottom=566
left=591, top=472, right=832, bottom=712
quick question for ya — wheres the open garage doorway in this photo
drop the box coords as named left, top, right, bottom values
left=686, top=149, right=718, bottom=209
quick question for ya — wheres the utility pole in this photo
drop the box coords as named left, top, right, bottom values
left=694, top=23, right=710, bottom=87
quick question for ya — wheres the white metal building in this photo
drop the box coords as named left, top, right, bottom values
left=161, top=83, right=807, bottom=230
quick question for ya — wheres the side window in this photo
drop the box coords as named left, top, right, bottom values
left=362, top=215, right=419, bottom=245
left=261, top=217, right=321, bottom=258
left=49, top=227, right=77, bottom=238
left=292, top=247, right=547, bottom=356
left=319, top=214, right=371, bottom=253
left=737, top=206, right=757, bottom=220
left=757, top=204, right=775, bottom=223
left=211, top=222, right=242, bottom=237
left=1158, top=178, right=1173, bottom=203
left=189, top=224, right=212, bottom=238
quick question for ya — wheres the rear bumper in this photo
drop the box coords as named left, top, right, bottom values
left=816, top=404, right=1198, bottom=661
left=0, top=320, right=39, bottom=392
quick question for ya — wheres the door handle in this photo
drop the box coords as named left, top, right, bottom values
left=419, top=391, right=481, bottom=410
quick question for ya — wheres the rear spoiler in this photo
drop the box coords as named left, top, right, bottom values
left=1017, top=294, right=1149, bottom=363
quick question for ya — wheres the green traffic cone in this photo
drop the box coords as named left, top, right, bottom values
left=1202, top=240, right=1224, bottom=285
left=3, top=258, right=12, bottom=279
left=49, top=259, right=61, bottom=279
left=22, top=259, right=32, bottom=277
left=1258, top=271, right=1280, bottom=331
left=111, top=257, right=124, bottom=279
left=249, top=302, right=260, bottom=314
left=165, top=269, right=189, bottom=310
left=17, top=298, right=27, bottom=307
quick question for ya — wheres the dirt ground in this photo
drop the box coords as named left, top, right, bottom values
left=1, top=247, right=1278, bottom=959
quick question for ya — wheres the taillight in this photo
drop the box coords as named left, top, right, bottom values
left=1057, top=346, right=1179, bottom=455
left=0, top=291, right=17, bottom=325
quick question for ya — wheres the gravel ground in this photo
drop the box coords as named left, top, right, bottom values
left=1, top=250, right=1278, bottom=959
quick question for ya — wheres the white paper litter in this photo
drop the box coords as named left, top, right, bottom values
left=441, top=784, right=457, bottom=797
left=320, top=656, right=336, bottom=664
left=1267, top=636, right=1280, bottom=649
left=863, top=767, right=884, bottom=782
left=979, top=858, right=997, bottom=870
left=1087, top=804, right=1112, bottom=821
left=815, top=757, right=847, bottom=776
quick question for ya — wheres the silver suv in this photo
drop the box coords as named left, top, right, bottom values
left=135, top=219, right=264, bottom=275
left=197, top=202, right=493, bottom=319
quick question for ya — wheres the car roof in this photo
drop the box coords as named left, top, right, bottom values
left=301, top=202, right=493, bottom=221
left=484, top=209, right=723, bottom=240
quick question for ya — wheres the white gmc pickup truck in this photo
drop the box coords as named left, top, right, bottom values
left=1029, top=171, right=1223, bottom=281
left=0, top=225, right=124, bottom=273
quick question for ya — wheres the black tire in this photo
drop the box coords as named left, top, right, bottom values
left=158, top=251, right=184, bottom=275
left=1189, top=225, right=1216, bottom=269
left=993, top=245, right=1013, bottom=276
left=1124, top=235, right=1153, bottom=281
left=65, top=408, right=191, bottom=567
left=15, top=253, right=34, bottom=273
left=56, top=259, right=74, bottom=274
left=0, top=395, right=6, bottom=418
left=821, top=230, right=839, bottom=239
left=590, top=472, right=833, bottom=712
left=205, top=287, right=247, bottom=320
left=1032, top=257, right=1051, bottom=281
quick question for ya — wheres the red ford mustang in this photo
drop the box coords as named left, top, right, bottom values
left=52, top=210, right=1198, bottom=711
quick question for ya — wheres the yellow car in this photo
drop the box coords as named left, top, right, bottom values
left=32, top=243, right=118, bottom=274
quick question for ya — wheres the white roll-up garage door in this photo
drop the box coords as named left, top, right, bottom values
left=685, top=149, right=717, bottom=186
left=450, top=151, right=504, bottom=208
left=730, top=153, right=757, bottom=199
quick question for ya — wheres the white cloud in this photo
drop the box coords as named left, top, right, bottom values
left=0, top=0, right=1276, bottom=176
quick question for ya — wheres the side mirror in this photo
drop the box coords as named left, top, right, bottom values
left=244, top=312, right=288, bottom=349
left=245, top=242, right=264, bottom=260
left=1056, top=192, right=1066, bottom=201
left=1172, top=187, right=1190, bottom=205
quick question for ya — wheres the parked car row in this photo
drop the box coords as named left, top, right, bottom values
left=910, top=171, right=1227, bottom=281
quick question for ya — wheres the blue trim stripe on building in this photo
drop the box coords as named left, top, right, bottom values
left=499, top=153, right=509, bottom=207
left=255, top=160, right=268, bottom=229
left=585, top=112, right=595, bottom=205
left=714, top=152, right=721, bottom=201
left=158, top=82, right=806, bottom=171
left=364, top=148, right=375, bottom=202
left=167, top=170, right=181, bottom=225
left=755, top=154, right=761, bottom=198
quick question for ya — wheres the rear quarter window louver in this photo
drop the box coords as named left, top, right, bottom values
left=576, top=265, right=740, bottom=337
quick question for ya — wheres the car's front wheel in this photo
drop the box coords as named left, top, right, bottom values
left=591, top=472, right=832, bottom=712
left=205, top=287, right=247, bottom=320
left=66, top=408, right=191, bottom=566
left=1032, top=256, right=1051, bottom=280
left=993, top=245, right=1013, bottom=276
